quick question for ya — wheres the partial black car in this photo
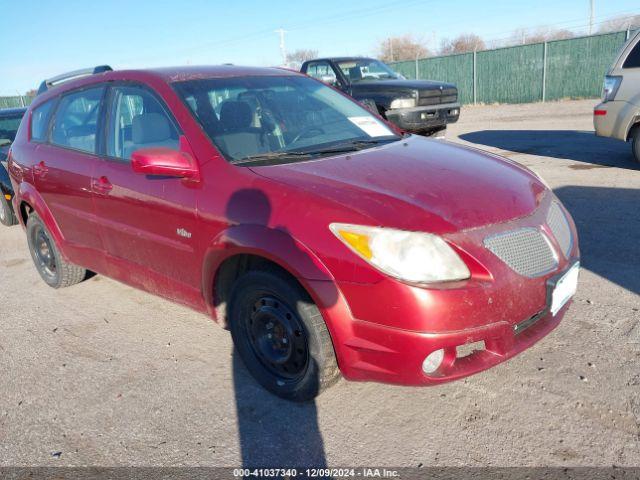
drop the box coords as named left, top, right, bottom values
left=301, top=57, right=460, bottom=137
left=0, top=107, right=27, bottom=226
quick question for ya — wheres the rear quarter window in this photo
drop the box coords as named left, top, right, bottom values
left=623, top=40, right=640, bottom=69
left=31, top=100, right=55, bottom=142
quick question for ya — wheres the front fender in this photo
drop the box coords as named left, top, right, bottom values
left=201, top=224, right=334, bottom=314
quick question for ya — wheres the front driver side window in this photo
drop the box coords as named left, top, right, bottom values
left=107, top=85, right=180, bottom=160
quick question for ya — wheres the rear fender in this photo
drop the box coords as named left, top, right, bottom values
left=17, top=182, right=66, bottom=252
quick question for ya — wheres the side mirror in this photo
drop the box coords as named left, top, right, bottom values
left=131, top=147, right=200, bottom=182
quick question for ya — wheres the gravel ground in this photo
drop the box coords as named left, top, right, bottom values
left=0, top=99, right=639, bottom=468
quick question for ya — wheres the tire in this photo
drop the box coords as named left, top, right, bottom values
left=0, top=193, right=17, bottom=226
left=228, top=269, right=340, bottom=402
left=26, top=213, right=86, bottom=289
left=632, top=127, right=640, bottom=163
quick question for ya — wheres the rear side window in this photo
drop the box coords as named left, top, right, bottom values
left=51, top=87, right=105, bottom=154
left=623, top=41, right=640, bottom=69
left=106, top=85, right=179, bottom=161
left=31, top=100, right=55, bottom=142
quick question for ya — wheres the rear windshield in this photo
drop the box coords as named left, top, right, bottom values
left=172, top=75, right=399, bottom=165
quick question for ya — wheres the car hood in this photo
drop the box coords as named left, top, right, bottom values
left=351, top=79, right=456, bottom=91
left=249, top=136, right=547, bottom=233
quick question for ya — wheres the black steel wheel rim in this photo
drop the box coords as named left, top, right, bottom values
left=244, top=295, right=309, bottom=380
left=32, top=225, right=56, bottom=280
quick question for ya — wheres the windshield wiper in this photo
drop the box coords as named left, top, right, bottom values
left=230, top=138, right=398, bottom=165
left=300, top=138, right=396, bottom=155
left=230, top=151, right=314, bottom=165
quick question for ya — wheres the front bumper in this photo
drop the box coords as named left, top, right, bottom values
left=385, top=102, right=460, bottom=133
left=306, top=195, right=579, bottom=386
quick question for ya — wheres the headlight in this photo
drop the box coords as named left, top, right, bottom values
left=390, top=97, right=417, bottom=109
left=329, top=223, right=470, bottom=283
left=602, top=75, right=622, bottom=103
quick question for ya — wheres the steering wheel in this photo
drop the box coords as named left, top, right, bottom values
left=290, top=126, right=325, bottom=144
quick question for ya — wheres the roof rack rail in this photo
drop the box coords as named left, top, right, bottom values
left=37, top=65, right=113, bottom=95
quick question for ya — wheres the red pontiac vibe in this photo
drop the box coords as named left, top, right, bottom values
left=8, top=65, right=580, bottom=401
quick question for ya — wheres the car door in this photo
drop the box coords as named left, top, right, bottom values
left=93, top=83, right=200, bottom=296
left=34, top=86, right=106, bottom=254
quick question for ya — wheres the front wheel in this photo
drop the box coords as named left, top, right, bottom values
left=26, top=213, right=86, bottom=288
left=228, top=269, right=340, bottom=401
left=632, top=127, right=640, bottom=163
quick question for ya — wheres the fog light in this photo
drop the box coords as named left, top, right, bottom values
left=422, top=349, right=445, bottom=374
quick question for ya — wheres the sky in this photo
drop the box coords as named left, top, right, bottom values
left=1, top=0, right=639, bottom=95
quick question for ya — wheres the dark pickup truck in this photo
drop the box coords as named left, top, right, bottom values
left=301, top=57, right=460, bottom=136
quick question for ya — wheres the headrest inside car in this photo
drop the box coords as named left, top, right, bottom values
left=132, top=113, right=172, bottom=144
left=220, top=101, right=253, bottom=131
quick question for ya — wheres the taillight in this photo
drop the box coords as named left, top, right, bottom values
left=602, top=76, right=622, bottom=103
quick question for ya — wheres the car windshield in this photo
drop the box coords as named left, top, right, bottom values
left=0, top=114, right=24, bottom=145
left=172, top=75, right=400, bottom=165
left=336, top=59, right=403, bottom=83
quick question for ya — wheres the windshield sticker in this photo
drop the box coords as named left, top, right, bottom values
left=348, top=116, right=392, bottom=137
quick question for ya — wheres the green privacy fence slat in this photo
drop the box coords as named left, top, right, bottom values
left=0, top=96, right=34, bottom=109
left=478, top=43, right=544, bottom=104
left=545, top=31, right=628, bottom=100
left=390, top=30, right=635, bottom=105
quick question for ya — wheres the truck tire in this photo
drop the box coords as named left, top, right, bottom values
left=228, top=268, right=340, bottom=402
left=26, top=213, right=86, bottom=288
left=0, top=193, right=17, bottom=226
left=632, top=127, right=640, bottom=163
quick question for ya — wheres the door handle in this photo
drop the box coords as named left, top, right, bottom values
left=33, top=161, right=48, bottom=176
left=92, top=176, right=113, bottom=194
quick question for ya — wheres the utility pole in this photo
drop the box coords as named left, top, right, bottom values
left=589, top=0, right=595, bottom=35
left=275, top=28, right=287, bottom=66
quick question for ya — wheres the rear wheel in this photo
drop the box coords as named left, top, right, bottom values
left=632, top=127, right=640, bottom=163
left=0, top=193, right=17, bottom=226
left=228, top=269, right=340, bottom=402
left=26, top=213, right=86, bottom=288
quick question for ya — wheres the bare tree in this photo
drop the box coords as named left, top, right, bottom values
left=286, top=49, right=319, bottom=66
left=378, top=35, right=430, bottom=62
left=598, top=14, right=640, bottom=33
left=439, top=34, right=486, bottom=55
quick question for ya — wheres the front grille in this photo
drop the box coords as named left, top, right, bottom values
left=418, top=88, right=458, bottom=106
left=484, top=228, right=558, bottom=278
left=546, top=201, right=572, bottom=258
